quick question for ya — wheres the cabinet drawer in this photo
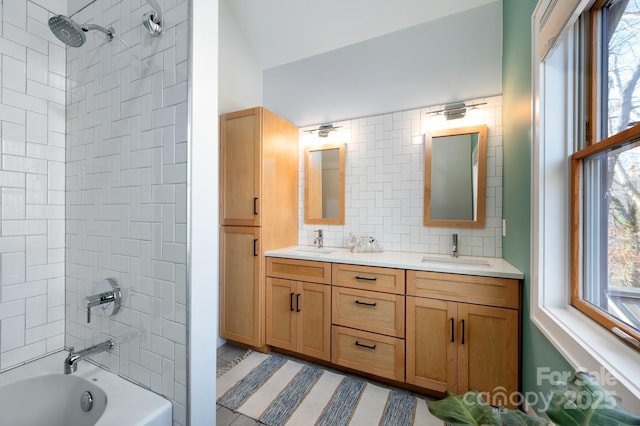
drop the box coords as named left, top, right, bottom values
left=406, top=270, right=520, bottom=309
left=331, top=326, right=404, bottom=381
left=332, top=287, right=404, bottom=338
left=266, top=257, right=331, bottom=284
left=332, top=264, right=404, bottom=294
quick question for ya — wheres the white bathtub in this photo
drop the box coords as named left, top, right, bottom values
left=0, top=351, right=172, bottom=426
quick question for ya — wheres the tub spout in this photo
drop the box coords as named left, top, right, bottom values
left=64, top=340, right=113, bottom=374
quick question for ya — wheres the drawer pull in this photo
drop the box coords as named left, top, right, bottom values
left=450, top=317, right=455, bottom=343
left=355, top=300, right=377, bottom=307
left=355, top=341, right=376, bottom=350
left=355, top=276, right=377, bottom=281
left=289, top=292, right=294, bottom=312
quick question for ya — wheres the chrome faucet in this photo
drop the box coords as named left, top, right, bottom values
left=84, top=278, right=121, bottom=323
left=64, top=340, right=113, bottom=374
left=314, top=229, right=323, bottom=248
left=452, top=233, right=459, bottom=257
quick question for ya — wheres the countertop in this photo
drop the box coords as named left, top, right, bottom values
left=265, top=246, right=524, bottom=280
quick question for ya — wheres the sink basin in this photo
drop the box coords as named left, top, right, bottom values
left=421, top=256, right=491, bottom=267
left=293, top=247, right=335, bottom=254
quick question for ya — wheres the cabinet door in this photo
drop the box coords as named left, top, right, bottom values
left=406, top=296, right=457, bottom=392
left=219, top=226, right=263, bottom=346
left=266, top=278, right=297, bottom=352
left=457, top=303, right=519, bottom=408
left=220, top=108, right=261, bottom=226
left=298, top=282, right=331, bottom=361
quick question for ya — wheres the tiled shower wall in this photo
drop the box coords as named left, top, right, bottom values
left=299, top=95, right=503, bottom=258
left=0, top=1, right=66, bottom=371
left=64, top=1, right=189, bottom=424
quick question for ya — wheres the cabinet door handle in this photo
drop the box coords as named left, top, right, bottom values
left=289, top=292, right=294, bottom=312
left=253, top=197, right=258, bottom=215
left=450, top=318, right=455, bottom=343
left=354, top=276, right=377, bottom=281
left=355, top=341, right=376, bottom=350
left=296, top=293, right=301, bottom=312
left=253, top=239, right=258, bottom=256
left=355, top=300, right=377, bottom=307
left=461, top=319, right=465, bottom=345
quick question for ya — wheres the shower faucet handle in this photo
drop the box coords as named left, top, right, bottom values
left=84, top=278, right=121, bottom=323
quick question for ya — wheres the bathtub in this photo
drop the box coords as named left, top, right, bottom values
left=0, top=350, right=172, bottom=426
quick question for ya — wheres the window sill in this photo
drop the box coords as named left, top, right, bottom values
left=531, top=303, right=640, bottom=413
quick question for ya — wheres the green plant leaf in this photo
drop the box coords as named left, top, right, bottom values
left=426, top=391, right=502, bottom=425
left=546, top=372, right=640, bottom=425
left=499, top=409, right=549, bottom=426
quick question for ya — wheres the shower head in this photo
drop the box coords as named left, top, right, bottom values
left=48, top=15, right=114, bottom=47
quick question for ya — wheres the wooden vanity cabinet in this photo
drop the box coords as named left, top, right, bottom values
left=219, top=226, right=262, bottom=346
left=219, top=107, right=298, bottom=349
left=331, top=264, right=406, bottom=381
left=406, top=270, right=520, bottom=408
left=265, top=258, right=331, bottom=361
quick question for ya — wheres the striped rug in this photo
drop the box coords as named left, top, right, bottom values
left=217, top=351, right=444, bottom=425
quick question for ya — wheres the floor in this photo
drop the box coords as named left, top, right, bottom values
left=216, top=343, right=260, bottom=426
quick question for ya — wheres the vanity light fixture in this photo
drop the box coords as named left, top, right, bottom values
left=303, top=124, right=342, bottom=137
left=427, top=101, right=487, bottom=120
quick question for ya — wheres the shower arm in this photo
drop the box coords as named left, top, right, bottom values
left=82, top=23, right=114, bottom=40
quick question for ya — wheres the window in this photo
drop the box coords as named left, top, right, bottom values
left=572, top=0, right=640, bottom=349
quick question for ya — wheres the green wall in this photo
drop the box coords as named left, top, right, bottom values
left=502, top=0, right=574, bottom=414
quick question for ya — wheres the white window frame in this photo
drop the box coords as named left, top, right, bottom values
left=531, top=0, right=640, bottom=412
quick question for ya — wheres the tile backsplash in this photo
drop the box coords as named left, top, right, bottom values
left=299, top=95, right=503, bottom=258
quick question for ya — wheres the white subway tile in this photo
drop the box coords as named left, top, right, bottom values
left=26, top=112, right=47, bottom=144
left=0, top=38, right=26, bottom=62
left=0, top=170, right=25, bottom=188
left=2, top=87, right=47, bottom=114
left=0, top=300, right=25, bottom=320
left=48, top=220, right=64, bottom=248
left=0, top=341, right=46, bottom=370
left=1, top=280, right=46, bottom=302
left=25, top=262, right=63, bottom=282
left=4, top=1, right=27, bottom=31
left=3, top=154, right=47, bottom=174
left=162, top=319, right=185, bottom=345
left=2, top=188, right=26, bottom=220
left=1, top=316, right=25, bottom=351
left=2, top=56, right=27, bottom=92
left=47, top=278, right=65, bottom=307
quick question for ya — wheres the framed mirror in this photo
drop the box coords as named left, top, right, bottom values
left=304, top=143, right=345, bottom=224
left=424, top=125, right=487, bottom=228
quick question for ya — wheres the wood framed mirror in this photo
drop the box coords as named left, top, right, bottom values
left=424, top=125, right=487, bottom=228
left=304, top=143, right=345, bottom=224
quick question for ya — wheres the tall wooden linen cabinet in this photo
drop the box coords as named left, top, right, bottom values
left=219, top=107, right=299, bottom=349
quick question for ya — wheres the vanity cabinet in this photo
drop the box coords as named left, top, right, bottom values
left=265, top=258, right=331, bottom=361
left=219, top=107, right=298, bottom=349
left=406, top=270, right=520, bottom=408
left=331, top=264, right=405, bottom=381
left=219, top=226, right=262, bottom=346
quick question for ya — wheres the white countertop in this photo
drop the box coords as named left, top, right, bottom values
left=265, top=246, right=524, bottom=280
